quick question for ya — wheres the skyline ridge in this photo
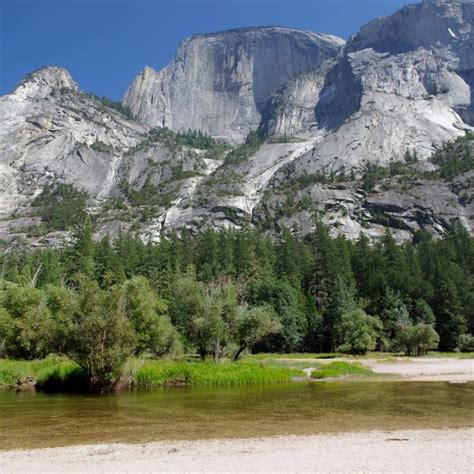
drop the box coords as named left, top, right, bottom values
left=2, top=0, right=412, bottom=99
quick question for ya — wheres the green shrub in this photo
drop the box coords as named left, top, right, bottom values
left=40, top=277, right=181, bottom=392
left=455, top=131, right=474, bottom=144
left=51, top=278, right=136, bottom=392
left=89, top=140, right=117, bottom=154
left=336, top=309, right=382, bottom=355
left=0, top=285, right=55, bottom=359
left=122, top=277, right=181, bottom=356
left=125, top=128, right=229, bottom=159
left=457, top=334, right=474, bottom=352
left=398, top=324, right=440, bottom=356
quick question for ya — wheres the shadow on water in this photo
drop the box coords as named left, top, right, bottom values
left=0, top=381, right=473, bottom=450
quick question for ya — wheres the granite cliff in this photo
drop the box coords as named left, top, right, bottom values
left=0, top=1, right=472, bottom=248
left=123, top=27, right=344, bottom=143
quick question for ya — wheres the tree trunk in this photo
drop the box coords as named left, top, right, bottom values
left=233, top=345, right=246, bottom=362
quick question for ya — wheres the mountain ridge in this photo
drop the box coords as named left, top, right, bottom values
left=0, top=0, right=472, bottom=248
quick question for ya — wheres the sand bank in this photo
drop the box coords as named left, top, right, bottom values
left=290, top=356, right=474, bottom=382
left=1, top=429, right=473, bottom=473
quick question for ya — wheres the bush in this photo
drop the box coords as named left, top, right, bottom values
left=233, top=305, right=281, bottom=361
left=0, top=285, right=55, bottom=359
left=122, top=277, right=181, bottom=356
left=50, top=276, right=182, bottom=392
left=336, top=309, right=382, bottom=355
left=125, top=127, right=229, bottom=159
left=54, top=278, right=137, bottom=392
left=398, top=324, right=440, bottom=356
left=457, top=333, right=474, bottom=352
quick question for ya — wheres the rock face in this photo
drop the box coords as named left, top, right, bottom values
left=264, top=0, right=474, bottom=176
left=252, top=177, right=474, bottom=242
left=260, top=60, right=336, bottom=138
left=0, top=66, right=147, bottom=218
left=122, top=27, right=344, bottom=143
left=0, top=67, right=218, bottom=222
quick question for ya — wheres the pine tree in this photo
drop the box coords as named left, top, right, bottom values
left=94, top=235, right=125, bottom=287
left=64, top=219, right=95, bottom=279
left=197, top=229, right=220, bottom=282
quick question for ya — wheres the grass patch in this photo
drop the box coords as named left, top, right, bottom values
left=3, top=352, right=468, bottom=390
left=243, top=355, right=324, bottom=370
left=257, top=359, right=323, bottom=370
left=246, top=353, right=340, bottom=361
left=311, top=361, right=373, bottom=379
left=0, top=358, right=80, bottom=389
left=134, top=361, right=301, bottom=387
left=0, top=358, right=302, bottom=390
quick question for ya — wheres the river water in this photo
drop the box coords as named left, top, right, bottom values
left=1, top=381, right=473, bottom=450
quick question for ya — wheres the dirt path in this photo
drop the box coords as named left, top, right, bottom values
left=1, top=429, right=472, bottom=473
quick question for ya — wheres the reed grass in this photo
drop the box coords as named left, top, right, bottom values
left=135, top=361, right=301, bottom=387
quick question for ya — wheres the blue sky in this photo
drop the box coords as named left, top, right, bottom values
left=1, top=0, right=412, bottom=99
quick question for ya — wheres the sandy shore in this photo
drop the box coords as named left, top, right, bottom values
left=362, top=357, right=474, bottom=381
left=1, top=429, right=473, bottom=473
left=292, top=357, right=474, bottom=382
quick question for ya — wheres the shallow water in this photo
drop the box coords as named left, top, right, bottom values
left=0, top=381, right=473, bottom=450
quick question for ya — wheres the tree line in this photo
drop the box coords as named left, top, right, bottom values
left=1, top=222, right=473, bottom=390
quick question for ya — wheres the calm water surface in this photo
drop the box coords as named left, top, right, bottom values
left=0, top=381, right=473, bottom=450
